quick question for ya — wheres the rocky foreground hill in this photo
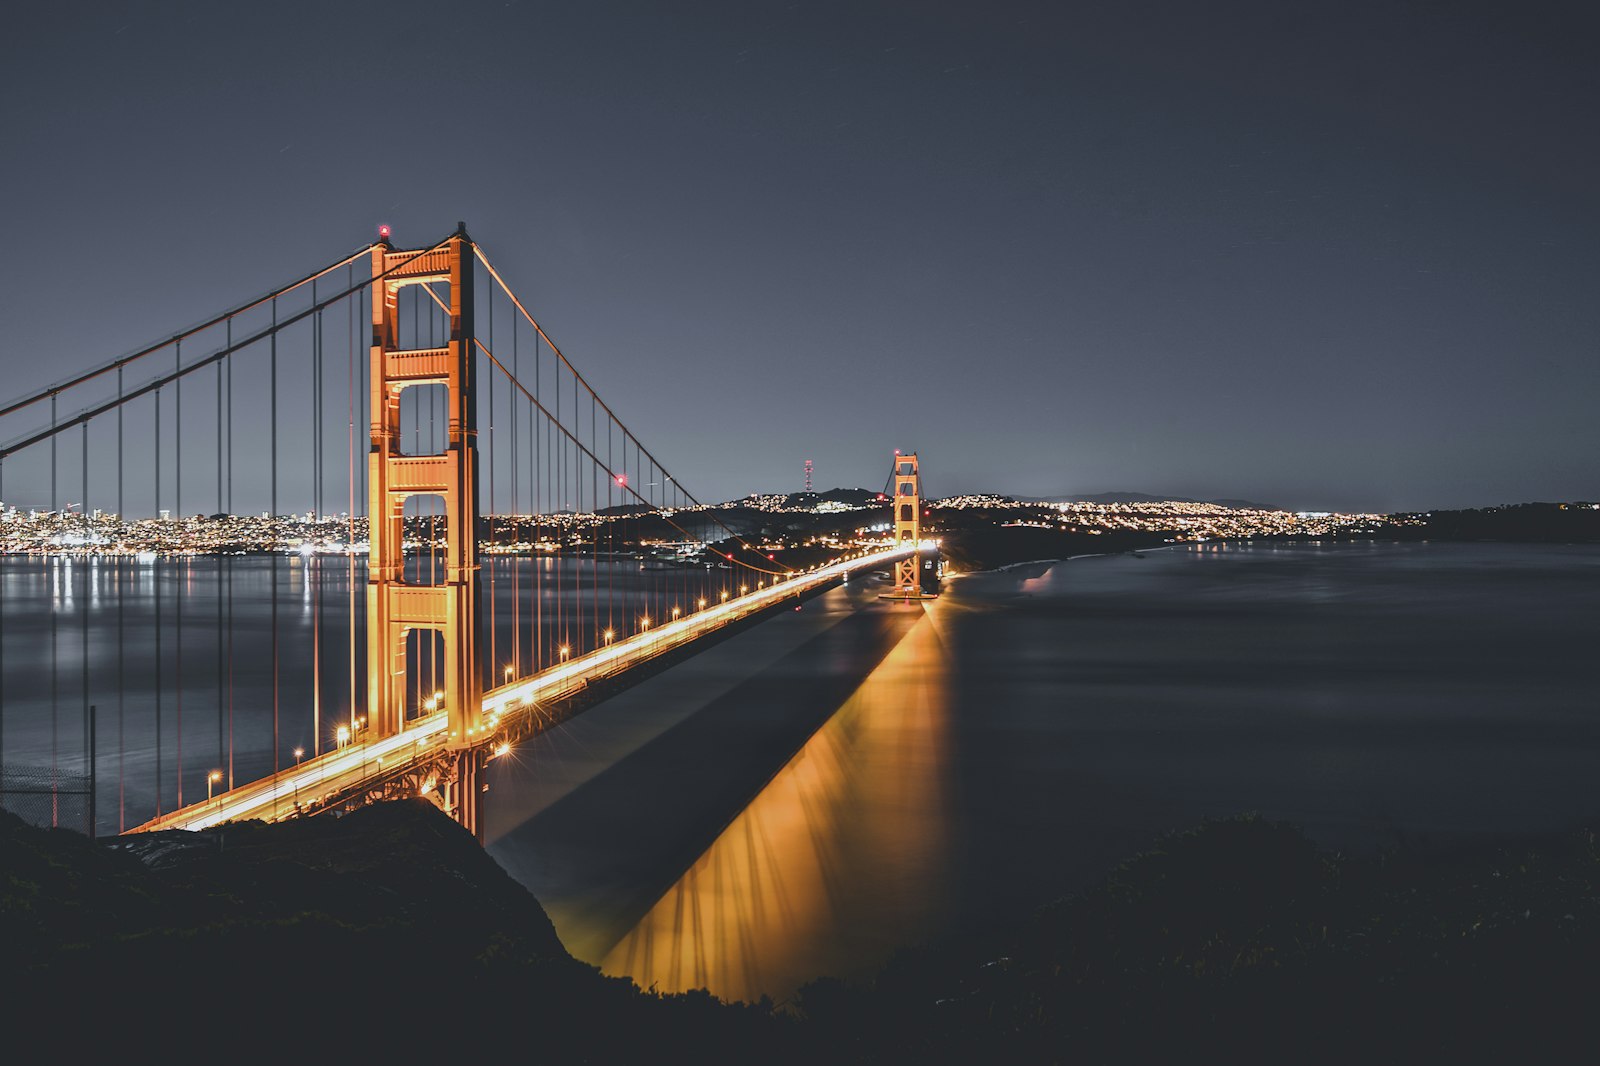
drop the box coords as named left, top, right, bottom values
left=5, top=801, right=1598, bottom=1062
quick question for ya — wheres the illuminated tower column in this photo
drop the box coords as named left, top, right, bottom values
left=367, top=226, right=485, bottom=833
left=892, top=452, right=921, bottom=597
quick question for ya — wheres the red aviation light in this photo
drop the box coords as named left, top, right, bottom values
left=377, top=224, right=392, bottom=240
left=615, top=474, right=627, bottom=487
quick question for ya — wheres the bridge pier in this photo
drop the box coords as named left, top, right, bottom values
left=445, top=748, right=486, bottom=843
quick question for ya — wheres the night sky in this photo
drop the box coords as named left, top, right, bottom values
left=2, top=1, right=1594, bottom=513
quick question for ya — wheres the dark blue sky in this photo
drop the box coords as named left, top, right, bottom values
left=2, top=1, right=1595, bottom=512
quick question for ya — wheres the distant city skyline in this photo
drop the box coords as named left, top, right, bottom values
left=2, top=2, right=1595, bottom=514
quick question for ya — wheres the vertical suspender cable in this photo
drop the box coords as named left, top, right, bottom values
left=535, top=323, right=542, bottom=672
left=81, top=424, right=90, bottom=830
left=117, top=368, right=124, bottom=829
left=346, top=264, right=356, bottom=751
left=487, top=278, right=496, bottom=685
left=174, top=342, right=183, bottom=808
left=537, top=340, right=544, bottom=672
left=312, top=282, right=321, bottom=751
left=226, top=319, right=235, bottom=787
left=511, top=307, right=519, bottom=678
left=555, top=345, right=562, bottom=653
left=270, top=296, right=279, bottom=771
left=590, top=393, right=596, bottom=648
left=430, top=294, right=438, bottom=696
left=216, top=346, right=224, bottom=785
left=153, top=386, right=162, bottom=816
left=50, top=394, right=59, bottom=825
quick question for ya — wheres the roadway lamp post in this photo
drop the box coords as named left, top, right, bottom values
left=207, top=770, right=222, bottom=805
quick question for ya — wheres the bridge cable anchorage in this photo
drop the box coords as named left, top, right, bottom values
left=0, top=238, right=454, bottom=461
left=472, top=249, right=796, bottom=577
left=0, top=245, right=376, bottom=422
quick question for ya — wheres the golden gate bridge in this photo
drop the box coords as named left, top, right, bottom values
left=0, top=225, right=936, bottom=840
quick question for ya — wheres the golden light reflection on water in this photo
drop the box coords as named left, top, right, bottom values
left=601, top=602, right=953, bottom=1003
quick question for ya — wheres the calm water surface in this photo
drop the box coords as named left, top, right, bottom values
left=4, top=542, right=1595, bottom=1003
left=482, top=542, right=1600, bottom=1003
left=0, top=555, right=726, bottom=824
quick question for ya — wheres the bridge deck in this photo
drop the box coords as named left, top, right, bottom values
left=129, top=545, right=915, bottom=833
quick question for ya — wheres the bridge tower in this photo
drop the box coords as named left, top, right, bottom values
left=888, top=451, right=934, bottom=599
left=367, top=224, right=486, bottom=838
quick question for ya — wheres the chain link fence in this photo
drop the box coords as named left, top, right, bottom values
left=1, top=764, right=93, bottom=834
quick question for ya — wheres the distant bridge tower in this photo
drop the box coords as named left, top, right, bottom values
left=804, top=458, right=813, bottom=493
left=367, top=224, right=486, bottom=838
left=887, top=451, right=936, bottom=599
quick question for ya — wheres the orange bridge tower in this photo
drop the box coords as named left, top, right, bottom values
left=886, top=451, right=938, bottom=599
left=366, top=224, right=486, bottom=837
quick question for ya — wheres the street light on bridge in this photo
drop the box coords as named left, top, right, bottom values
left=207, top=770, right=222, bottom=803
left=559, top=645, right=570, bottom=661
left=336, top=724, right=350, bottom=749
left=603, top=629, right=614, bottom=645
